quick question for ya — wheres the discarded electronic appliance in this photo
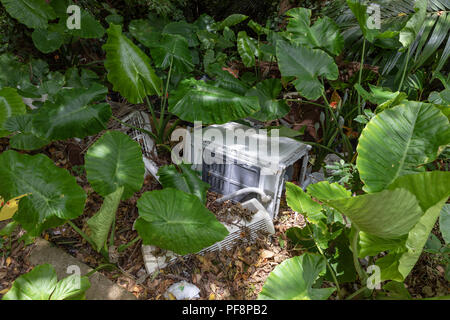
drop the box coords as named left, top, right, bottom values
left=186, top=122, right=311, bottom=219
left=141, top=198, right=275, bottom=274
left=123, top=114, right=309, bottom=275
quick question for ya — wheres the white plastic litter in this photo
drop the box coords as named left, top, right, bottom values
left=164, top=281, right=200, bottom=300
left=121, top=111, right=160, bottom=181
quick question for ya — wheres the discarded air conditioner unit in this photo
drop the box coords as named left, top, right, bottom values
left=123, top=114, right=310, bottom=274
left=141, top=198, right=275, bottom=274
left=186, top=122, right=311, bottom=219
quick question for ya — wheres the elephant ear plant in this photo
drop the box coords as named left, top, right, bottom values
left=260, top=102, right=450, bottom=300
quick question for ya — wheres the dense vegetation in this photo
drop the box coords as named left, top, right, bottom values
left=0, top=0, right=448, bottom=300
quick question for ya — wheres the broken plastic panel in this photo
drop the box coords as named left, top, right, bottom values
left=141, top=198, right=275, bottom=275
left=121, top=111, right=160, bottom=180
left=189, top=122, right=311, bottom=218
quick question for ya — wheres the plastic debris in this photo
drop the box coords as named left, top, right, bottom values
left=164, top=281, right=200, bottom=300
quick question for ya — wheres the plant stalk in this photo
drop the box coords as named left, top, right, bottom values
left=398, top=46, right=411, bottom=92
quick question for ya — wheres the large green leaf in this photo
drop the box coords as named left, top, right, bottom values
left=31, top=28, right=64, bottom=54
left=103, top=24, right=162, bottom=103
left=85, top=131, right=145, bottom=200
left=206, top=63, right=249, bottom=95
left=276, top=40, right=338, bottom=100
left=399, top=0, right=428, bottom=48
left=135, top=189, right=229, bottom=255
left=258, top=253, right=336, bottom=300
left=212, top=14, right=248, bottom=31
left=150, top=34, right=194, bottom=74
left=168, top=78, right=259, bottom=124
left=0, top=0, right=56, bottom=29
left=237, top=31, right=259, bottom=67
left=2, top=264, right=89, bottom=300
left=32, top=84, right=111, bottom=140
left=129, top=19, right=162, bottom=47
left=0, top=54, right=29, bottom=89
left=285, top=182, right=325, bottom=224
left=354, top=84, right=407, bottom=113
left=0, top=87, right=26, bottom=137
left=345, top=0, right=385, bottom=43
left=245, top=79, right=290, bottom=121
left=4, top=115, right=50, bottom=150
left=328, top=188, right=423, bottom=239
left=440, top=204, right=450, bottom=244
left=357, top=102, right=450, bottom=193
left=163, top=21, right=199, bottom=47
left=65, top=10, right=105, bottom=39
left=285, top=7, right=344, bottom=55
left=0, top=151, right=86, bottom=235
left=87, top=187, right=124, bottom=252
left=158, top=164, right=210, bottom=204
left=306, top=181, right=351, bottom=201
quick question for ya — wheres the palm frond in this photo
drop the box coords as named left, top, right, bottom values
left=323, top=0, right=449, bottom=87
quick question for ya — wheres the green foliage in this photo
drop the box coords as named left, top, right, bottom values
left=87, top=187, right=124, bottom=252
left=0, top=151, right=86, bottom=235
left=158, top=164, right=210, bottom=204
left=103, top=24, right=162, bottom=103
left=357, top=102, right=449, bottom=193
left=2, top=264, right=90, bottom=300
left=258, top=253, right=335, bottom=300
left=276, top=40, right=339, bottom=100
left=135, top=189, right=229, bottom=255
left=85, top=131, right=145, bottom=200
left=0, top=87, right=26, bottom=137
left=168, top=78, right=259, bottom=124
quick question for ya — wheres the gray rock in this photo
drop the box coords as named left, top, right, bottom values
left=29, top=238, right=136, bottom=300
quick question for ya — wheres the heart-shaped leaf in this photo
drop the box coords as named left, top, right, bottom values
left=150, top=34, right=194, bottom=74
left=0, top=87, right=26, bottom=137
left=0, top=151, right=86, bottom=235
left=0, top=0, right=56, bottom=29
left=246, top=79, right=290, bottom=121
left=135, top=189, right=228, bottom=255
left=169, top=78, right=259, bottom=124
left=357, top=102, right=450, bottom=193
left=258, top=253, right=336, bottom=300
left=4, top=115, right=50, bottom=150
left=276, top=40, right=338, bottom=100
left=2, top=264, right=90, bottom=300
left=285, top=7, right=344, bottom=55
left=85, top=131, right=145, bottom=200
left=129, top=19, right=162, bottom=48
left=31, top=28, right=64, bottom=54
left=32, top=84, right=112, bottom=140
left=103, top=24, right=162, bottom=103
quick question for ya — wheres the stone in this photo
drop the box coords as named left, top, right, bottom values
left=28, top=238, right=136, bottom=300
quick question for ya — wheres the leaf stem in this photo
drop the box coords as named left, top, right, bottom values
left=118, top=236, right=141, bottom=253
left=306, top=224, right=343, bottom=299
left=398, top=46, right=411, bottom=92
left=345, top=285, right=368, bottom=300
left=67, top=220, right=96, bottom=251
left=357, top=38, right=366, bottom=115
left=350, top=225, right=367, bottom=283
